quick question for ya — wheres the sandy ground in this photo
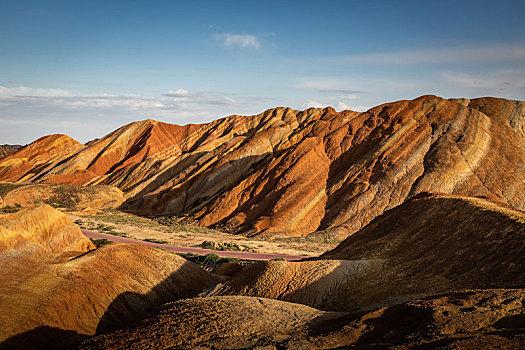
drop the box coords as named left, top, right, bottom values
left=70, top=210, right=336, bottom=257
left=82, top=230, right=306, bottom=261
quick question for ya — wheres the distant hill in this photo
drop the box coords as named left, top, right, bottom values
left=1, top=96, right=524, bottom=239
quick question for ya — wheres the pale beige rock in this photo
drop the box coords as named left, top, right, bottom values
left=0, top=204, right=94, bottom=258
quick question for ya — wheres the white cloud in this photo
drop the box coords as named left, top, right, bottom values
left=165, top=88, right=189, bottom=97
left=163, top=89, right=241, bottom=106
left=0, top=86, right=167, bottom=110
left=305, top=100, right=324, bottom=108
left=305, top=100, right=367, bottom=112
left=0, top=85, right=277, bottom=143
left=224, top=96, right=237, bottom=104
left=216, top=33, right=261, bottom=49
left=297, top=79, right=371, bottom=112
left=337, top=102, right=368, bottom=112
left=336, top=101, right=351, bottom=110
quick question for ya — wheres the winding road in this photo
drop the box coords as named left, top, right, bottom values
left=82, top=230, right=307, bottom=261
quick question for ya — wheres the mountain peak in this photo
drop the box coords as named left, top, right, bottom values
left=0, top=134, right=84, bottom=182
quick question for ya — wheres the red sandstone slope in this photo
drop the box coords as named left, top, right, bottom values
left=1, top=96, right=524, bottom=238
left=0, top=135, right=84, bottom=182
left=127, top=95, right=525, bottom=238
left=41, top=119, right=203, bottom=189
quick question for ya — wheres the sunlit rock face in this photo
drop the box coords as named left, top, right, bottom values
left=2, top=96, right=525, bottom=239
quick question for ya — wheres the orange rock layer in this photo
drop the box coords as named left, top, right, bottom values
left=1, top=95, right=524, bottom=238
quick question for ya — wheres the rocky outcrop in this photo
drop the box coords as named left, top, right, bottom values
left=0, top=204, right=94, bottom=258
left=2, top=96, right=525, bottom=238
left=41, top=119, right=203, bottom=190
left=208, top=259, right=375, bottom=310
left=0, top=135, right=84, bottom=182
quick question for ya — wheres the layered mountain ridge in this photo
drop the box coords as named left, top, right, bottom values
left=1, top=95, right=524, bottom=239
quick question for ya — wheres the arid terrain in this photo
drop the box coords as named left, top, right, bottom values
left=0, top=96, right=524, bottom=349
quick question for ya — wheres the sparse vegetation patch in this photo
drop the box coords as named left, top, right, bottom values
left=43, top=185, right=80, bottom=210
left=90, top=238, right=113, bottom=248
left=142, top=238, right=168, bottom=244
left=0, top=203, right=21, bottom=213
left=75, top=218, right=127, bottom=237
left=0, top=183, right=24, bottom=197
left=198, top=240, right=253, bottom=252
left=180, top=252, right=237, bottom=266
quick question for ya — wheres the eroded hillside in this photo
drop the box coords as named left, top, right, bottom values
left=210, top=194, right=525, bottom=312
left=1, top=96, right=524, bottom=239
left=0, top=205, right=220, bottom=349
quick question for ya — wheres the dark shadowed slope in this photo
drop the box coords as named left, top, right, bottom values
left=210, top=194, right=525, bottom=312
left=80, top=290, right=524, bottom=350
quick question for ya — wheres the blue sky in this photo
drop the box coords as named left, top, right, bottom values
left=1, top=0, right=524, bottom=144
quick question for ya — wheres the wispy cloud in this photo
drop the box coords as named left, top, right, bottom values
left=0, top=85, right=71, bottom=98
left=304, top=100, right=368, bottom=112
left=0, top=86, right=166, bottom=110
left=0, top=85, right=243, bottom=111
left=305, top=100, right=324, bottom=109
left=295, top=79, right=362, bottom=93
left=303, top=44, right=525, bottom=65
left=164, top=88, right=189, bottom=97
left=0, top=85, right=276, bottom=143
left=163, top=89, right=238, bottom=106
left=216, top=33, right=261, bottom=49
left=441, top=69, right=525, bottom=92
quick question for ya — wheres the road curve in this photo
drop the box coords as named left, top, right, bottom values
left=82, top=230, right=308, bottom=261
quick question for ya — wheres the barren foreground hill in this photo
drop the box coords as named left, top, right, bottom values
left=81, top=290, right=524, bottom=349
left=79, top=193, right=525, bottom=349
left=1, top=96, right=524, bottom=238
left=1, top=194, right=523, bottom=349
left=0, top=205, right=220, bottom=349
left=210, top=194, right=525, bottom=312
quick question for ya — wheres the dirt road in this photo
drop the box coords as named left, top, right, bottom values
left=82, top=230, right=307, bottom=261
